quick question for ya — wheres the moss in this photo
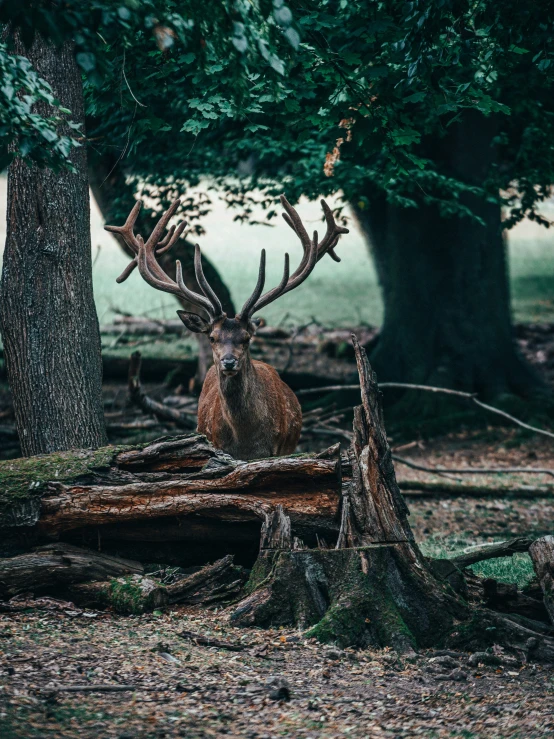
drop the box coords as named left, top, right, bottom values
left=243, top=551, right=281, bottom=595
left=0, top=443, right=134, bottom=525
left=104, top=575, right=166, bottom=615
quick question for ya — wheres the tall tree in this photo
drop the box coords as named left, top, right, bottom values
left=82, top=0, right=553, bottom=400
left=0, top=33, right=106, bottom=455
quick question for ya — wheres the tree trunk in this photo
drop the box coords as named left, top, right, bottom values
left=529, top=536, right=554, bottom=625
left=353, top=114, right=543, bottom=399
left=231, top=337, right=467, bottom=651
left=0, top=35, right=106, bottom=455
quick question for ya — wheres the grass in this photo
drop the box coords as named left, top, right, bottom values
left=420, top=536, right=536, bottom=588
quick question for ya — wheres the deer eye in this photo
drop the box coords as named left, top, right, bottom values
left=209, top=336, right=215, bottom=344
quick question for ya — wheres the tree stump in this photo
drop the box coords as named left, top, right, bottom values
left=231, top=336, right=467, bottom=650
left=529, top=536, right=554, bottom=625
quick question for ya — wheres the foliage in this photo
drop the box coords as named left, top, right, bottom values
left=0, top=41, right=80, bottom=170
left=4, top=1, right=554, bottom=226
left=81, top=0, right=554, bottom=230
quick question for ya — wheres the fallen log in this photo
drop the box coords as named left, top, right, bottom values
left=68, top=575, right=168, bottom=615
left=0, top=434, right=343, bottom=564
left=166, top=555, right=248, bottom=605
left=451, top=538, right=533, bottom=568
left=398, top=479, right=554, bottom=499
left=529, top=536, right=554, bottom=625
left=0, top=543, right=143, bottom=599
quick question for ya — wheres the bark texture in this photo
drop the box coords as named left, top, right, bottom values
left=0, top=435, right=343, bottom=563
left=529, top=536, right=554, bottom=625
left=0, top=35, right=106, bottom=455
left=166, top=555, right=248, bottom=605
left=0, top=543, right=142, bottom=599
left=231, top=338, right=466, bottom=650
left=353, top=113, right=542, bottom=399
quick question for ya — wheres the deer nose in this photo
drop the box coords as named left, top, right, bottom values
left=222, top=355, right=238, bottom=370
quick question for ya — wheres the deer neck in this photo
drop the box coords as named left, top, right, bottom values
left=216, top=352, right=259, bottom=418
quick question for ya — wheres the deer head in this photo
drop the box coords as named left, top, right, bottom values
left=106, top=196, right=349, bottom=377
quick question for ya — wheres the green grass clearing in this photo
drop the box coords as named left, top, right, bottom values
left=420, top=536, right=536, bottom=588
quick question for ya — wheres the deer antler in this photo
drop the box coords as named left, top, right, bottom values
left=237, top=195, right=349, bottom=321
left=105, top=199, right=224, bottom=321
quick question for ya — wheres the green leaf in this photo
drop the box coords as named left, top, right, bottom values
left=76, top=52, right=96, bottom=73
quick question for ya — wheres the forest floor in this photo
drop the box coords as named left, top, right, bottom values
left=1, top=426, right=553, bottom=738
left=1, top=600, right=553, bottom=739
left=1, top=323, right=553, bottom=736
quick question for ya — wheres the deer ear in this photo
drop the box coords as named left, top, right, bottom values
left=177, top=310, right=211, bottom=334
left=249, top=317, right=263, bottom=333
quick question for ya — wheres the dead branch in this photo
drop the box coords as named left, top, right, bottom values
left=450, top=538, right=534, bottom=568
left=398, top=479, right=554, bottom=498
left=296, top=382, right=554, bottom=440
left=128, top=351, right=196, bottom=430
left=393, top=455, right=554, bottom=478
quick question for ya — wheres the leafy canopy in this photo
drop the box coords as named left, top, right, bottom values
left=4, top=1, right=554, bottom=227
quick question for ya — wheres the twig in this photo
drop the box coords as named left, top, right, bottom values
left=295, top=382, right=554, bottom=440
left=178, top=630, right=245, bottom=652
left=122, top=48, right=146, bottom=107
left=296, top=383, right=475, bottom=398
left=393, top=455, right=554, bottom=478
left=47, top=684, right=150, bottom=693
left=472, top=397, right=554, bottom=440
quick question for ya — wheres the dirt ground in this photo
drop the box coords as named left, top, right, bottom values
left=395, top=430, right=554, bottom=546
left=1, top=325, right=553, bottom=737
left=1, top=603, right=553, bottom=739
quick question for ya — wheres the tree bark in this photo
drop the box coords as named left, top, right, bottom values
left=0, top=435, right=343, bottom=564
left=0, top=35, right=106, bottom=455
left=529, top=536, right=554, bottom=625
left=0, top=543, right=142, bottom=599
left=353, top=113, right=543, bottom=400
left=231, top=338, right=467, bottom=651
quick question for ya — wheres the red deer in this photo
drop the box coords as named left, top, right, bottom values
left=106, top=195, right=348, bottom=459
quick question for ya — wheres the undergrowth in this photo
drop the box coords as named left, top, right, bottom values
left=420, top=536, right=536, bottom=588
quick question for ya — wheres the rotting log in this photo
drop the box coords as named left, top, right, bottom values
left=0, top=434, right=343, bottom=563
left=166, top=555, right=248, bottom=605
left=68, top=575, right=168, bottom=615
left=529, top=536, right=554, bottom=625
left=0, top=543, right=143, bottom=599
left=231, top=336, right=468, bottom=652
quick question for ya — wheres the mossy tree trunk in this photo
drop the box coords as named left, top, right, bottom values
left=0, top=34, right=106, bottom=456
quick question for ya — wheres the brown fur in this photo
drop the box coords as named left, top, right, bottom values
left=197, top=357, right=302, bottom=460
